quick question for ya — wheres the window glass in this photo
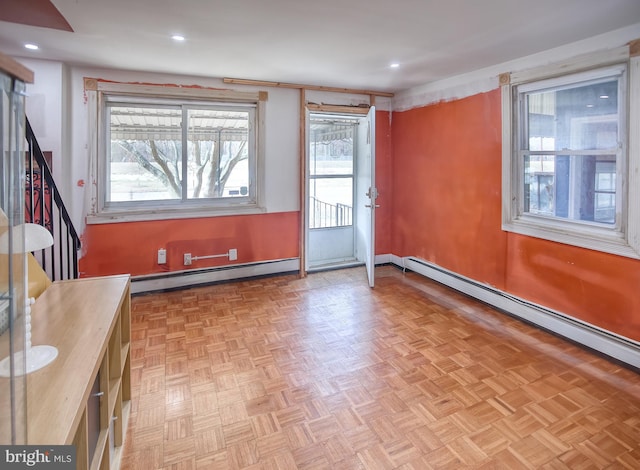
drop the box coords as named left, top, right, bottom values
left=309, top=177, right=353, bottom=228
left=109, top=105, right=182, bottom=202
left=308, top=117, right=356, bottom=229
left=186, top=108, right=249, bottom=199
left=594, top=159, right=616, bottom=224
left=106, top=100, right=255, bottom=207
left=523, top=154, right=617, bottom=224
left=525, top=78, right=618, bottom=151
left=309, top=120, right=354, bottom=176
left=519, top=72, right=621, bottom=226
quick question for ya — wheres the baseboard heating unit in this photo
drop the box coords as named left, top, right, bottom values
left=393, top=255, right=640, bottom=370
left=131, top=258, right=299, bottom=294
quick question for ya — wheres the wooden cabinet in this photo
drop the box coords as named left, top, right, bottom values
left=26, top=274, right=131, bottom=470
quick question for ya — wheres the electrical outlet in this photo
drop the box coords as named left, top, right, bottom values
left=228, top=248, right=237, bottom=261
left=157, top=248, right=167, bottom=264
left=183, top=253, right=192, bottom=265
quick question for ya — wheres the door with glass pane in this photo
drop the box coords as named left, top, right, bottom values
left=306, top=115, right=357, bottom=270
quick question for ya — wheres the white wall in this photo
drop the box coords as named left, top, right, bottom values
left=18, top=58, right=68, bottom=198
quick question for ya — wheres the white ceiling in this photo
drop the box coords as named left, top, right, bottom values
left=1, top=0, right=640, bottom=93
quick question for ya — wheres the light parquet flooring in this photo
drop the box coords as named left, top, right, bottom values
left=120, top=266, right=640, bottom=469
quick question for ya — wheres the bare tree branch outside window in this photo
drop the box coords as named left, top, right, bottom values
left=108, top=105, right=251, bottom=202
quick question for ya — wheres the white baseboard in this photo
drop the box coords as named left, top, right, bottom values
left=134, top=253, right=390, bottom=294
left=393, top=255, right=640, bottom=369
left=374, top=253, right=392, bottom=265
left=131, top=258, right=300, bottom=294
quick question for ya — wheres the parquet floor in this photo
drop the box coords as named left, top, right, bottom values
left=120, top=266, right=640, bottom=469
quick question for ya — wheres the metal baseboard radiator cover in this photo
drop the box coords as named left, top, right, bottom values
left=392, top=255, right=640, bottom=369
left=131, top=258, right=300, bottom=294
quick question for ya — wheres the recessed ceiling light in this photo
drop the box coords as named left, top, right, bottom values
left=24, top=43, right=39, bottom=50
left=599, top=95, right=609, bottom=99
left=586, top=104, right=594, bottom=108
left=390, top=63, right=400, bottom=69
left=172, top=35, right=185, bottom=41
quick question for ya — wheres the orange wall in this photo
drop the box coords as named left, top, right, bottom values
left=375, top=110, right=392, bottom=255
left=392, top=92, right=506, bottom=287
left=79, top=212, right=299, bottom=277
left=391, top=89, right=640, bottom=342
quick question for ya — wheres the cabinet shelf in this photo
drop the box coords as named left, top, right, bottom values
left=108, top=377, right=122, bottom=417
left=120, top=343, right=129, bottom=374
left=109, top=399, right=131, bottom=470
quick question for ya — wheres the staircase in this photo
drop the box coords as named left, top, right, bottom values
left=25, top=117, right=81, bottom=281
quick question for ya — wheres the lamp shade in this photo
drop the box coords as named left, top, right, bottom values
left=0, top=223, right=54, bottom=254
left=0, top=222, right=57, bottom=377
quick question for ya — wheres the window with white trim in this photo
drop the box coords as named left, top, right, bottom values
left=502, top=45, right=640, bottom=258
left=89, top=81, right=265, bottom=221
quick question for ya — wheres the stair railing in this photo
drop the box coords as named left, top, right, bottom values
left=25, top=117, right=81, bottom=280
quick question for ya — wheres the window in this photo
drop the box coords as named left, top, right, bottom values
left=308, top=116, right=356, bottom=229
left=502, top=46, right=640, bottom=258
left=88, top=81, right=265, bottom=221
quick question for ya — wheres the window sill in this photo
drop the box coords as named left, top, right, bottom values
left=503, top=216, right=640, bottom=259
left=87, top=204, right=267, bottom=225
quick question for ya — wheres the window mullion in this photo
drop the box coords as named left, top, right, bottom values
left=103, top=102, right=111, bottom=210
left=182, top=106, right=188, bottom=201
